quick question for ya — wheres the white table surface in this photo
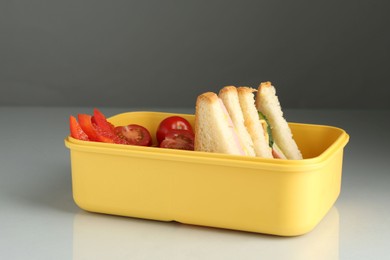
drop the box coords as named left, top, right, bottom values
left=1, top=106, right=389, bottom=260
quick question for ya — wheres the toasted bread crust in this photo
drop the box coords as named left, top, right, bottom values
left=237, top=86, right=257, bottom=95
left=259, top=81, right=272, bottom=89
left=195, top=92, right=218, bottom=150
left=257, top=82, right=274, bottom=105
left=219, top=86, right=256, bottom=157
left=218, top=85, right=237, bottom=96
left=256, top=82, right=303, bottom=159
left=195, top=92, right=219, bottom=106
left=237, top=86, right=273, bottom=158
left=195, top=91, right=246, bottom=155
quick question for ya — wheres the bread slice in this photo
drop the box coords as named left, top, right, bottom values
left=256, top=82, right=303, bottom=160
left=237, top=87, right=273, bottom=158
left=218, top=86, right=256, bottom=157
left=194, top=92, right=246, bottom=155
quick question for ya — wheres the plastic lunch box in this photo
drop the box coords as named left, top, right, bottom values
left=64, top=111, right=349, bottom=236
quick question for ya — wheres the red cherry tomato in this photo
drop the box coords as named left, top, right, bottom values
left=156, top=116, right=193, bottom=144
left=159, top=129, right=194, bottom=150
left=115, top=124, right=152, bottom=146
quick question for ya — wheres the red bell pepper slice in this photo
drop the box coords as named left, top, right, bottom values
left=69, top=116, right=89, bottom=141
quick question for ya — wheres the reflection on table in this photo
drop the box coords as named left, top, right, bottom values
left=72, top=207, right=339, bottom=260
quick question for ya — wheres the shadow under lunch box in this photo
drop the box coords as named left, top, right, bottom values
left=64, top=111, right=349, bottom=236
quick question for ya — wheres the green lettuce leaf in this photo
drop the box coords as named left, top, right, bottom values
left=258, top=111, right=274, bottom=148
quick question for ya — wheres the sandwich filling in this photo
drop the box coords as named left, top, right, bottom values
left=258, top=111, right=287, bottom=159
left=218, top=99, right=246, bottom=156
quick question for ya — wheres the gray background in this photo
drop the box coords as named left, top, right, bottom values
left=1, top=1, right=389, bottom=109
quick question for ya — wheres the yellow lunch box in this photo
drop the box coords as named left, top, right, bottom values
left=64, top=111, right=349, bottom=236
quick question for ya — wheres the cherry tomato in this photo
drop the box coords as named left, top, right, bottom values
left=69, top=116, right=89, bottom=141
left=156, top=116, right=193, bottom=144
left=115, top=124, right=152, bottom=146
left=159, top=129, right=194, bottom=150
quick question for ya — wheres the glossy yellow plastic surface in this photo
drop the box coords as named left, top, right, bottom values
left=64, top=111, right=349, bottom=236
